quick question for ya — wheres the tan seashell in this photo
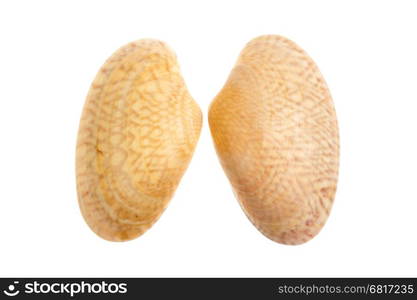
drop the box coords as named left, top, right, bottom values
left=76, top=39, right=202, bottom=241
left=209, top=35, right=339, bottom=245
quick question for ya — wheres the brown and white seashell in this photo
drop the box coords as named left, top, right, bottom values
left=208, top=35, right=339, bottom=245
left=76, top=39, right=202, bottom=241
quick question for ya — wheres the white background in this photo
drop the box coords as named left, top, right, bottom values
left=0, top=0, right=416, bottom=277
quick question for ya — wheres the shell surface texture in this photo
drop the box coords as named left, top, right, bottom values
left=76, top=39, right=202, bottom=242
left=209, top=35, right=339, bottom=245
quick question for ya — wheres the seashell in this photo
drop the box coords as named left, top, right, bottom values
left=76, top=39, right=202, bottom=241
left=208, top=35, right=339, bottom=245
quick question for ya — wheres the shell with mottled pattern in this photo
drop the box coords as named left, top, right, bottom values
left=209, top=35, right=339, bottom=245
left=76, top=39, right=202, bottom=241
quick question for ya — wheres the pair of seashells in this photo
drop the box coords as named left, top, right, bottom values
left=76, top=35, right=339, bottom=245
